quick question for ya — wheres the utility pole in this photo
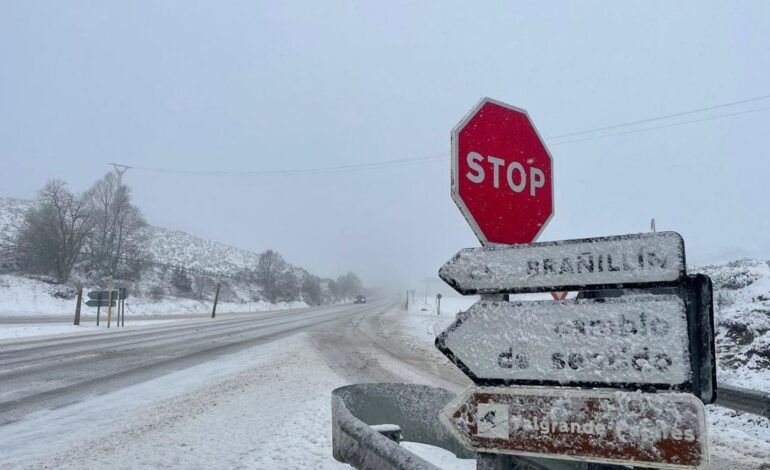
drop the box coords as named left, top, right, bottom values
left=109, top=163, right=131, bottom=185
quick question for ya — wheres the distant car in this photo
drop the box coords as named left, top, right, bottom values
left=354, top=295, right=367, bottom=304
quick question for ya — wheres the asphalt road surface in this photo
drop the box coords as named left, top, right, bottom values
left=0, top=300, right=394, bottom=425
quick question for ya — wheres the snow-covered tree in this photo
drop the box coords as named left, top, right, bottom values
left=15, top=180, right=95, bottom=283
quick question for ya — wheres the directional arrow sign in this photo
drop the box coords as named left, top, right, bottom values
left=439, top=232, right=686, bottom=295
left=436, top=295, right=691, bottom=389
left=85, top=299, right=116, bottom=308
left=440, top=386, right=707, bottom=469
left=88, top=290, right=120, bottom=300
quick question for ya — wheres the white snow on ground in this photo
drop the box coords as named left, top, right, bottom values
left=0, top=328, right=476, bottom=470
left=3, top=292, right=768, bottom=469
left=0, top=333, right=350, bottom=469
left=0, top=320, right=181, bottom=340
left=0, top=274, right=307, bottom=316
left=707, top=407, right=770, bottom=469
left=402, top=442, right=475, bottom=470
left=404, top=295, right=478, bottom=340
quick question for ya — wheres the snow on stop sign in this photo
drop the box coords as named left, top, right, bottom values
left=452, top=98, right=554, bottom=245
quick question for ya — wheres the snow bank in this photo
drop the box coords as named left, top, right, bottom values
left=699, top=259, right=770, bottom=391
left=0, top=320, right=181, bottom=340
left=0, top=274, right=307, bottom=316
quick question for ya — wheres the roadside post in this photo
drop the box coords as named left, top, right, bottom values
left=212, top=283, right=221, bottom=319
left=438, top=98, right=715, bottom=469
left=436, top=293, right=442, bottom=316
left=119, top=287, right=128, bottom=327
left=107, top=276, right=114, bottom=328
left=74, top=287, right=83, bottom=326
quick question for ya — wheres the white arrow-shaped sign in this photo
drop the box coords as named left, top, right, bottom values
left=439, top=232, right=686, bottom=295
left=440, top=386, right=708, bottom=469
left=435, top=294, right=691, bottom=388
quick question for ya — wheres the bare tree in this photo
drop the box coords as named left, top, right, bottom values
left=15, top=180, right=95, bottom=283
left=275, top=269, right=300, bottom=302
left=256, top=249, right=286, bottom=303
left=301, top=274, right=323, bottom=306
left=336, top=272, right=364, bottom=300
left=84, top=173, right=147, bottom=277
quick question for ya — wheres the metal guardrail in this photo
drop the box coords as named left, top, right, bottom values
left=331, top=383, right=629, bottom=470
left=332, top=383, right=469, bottom=470
left=332, top=383, right=769, bottom=470
left=715, top=384, right=770, bottom=418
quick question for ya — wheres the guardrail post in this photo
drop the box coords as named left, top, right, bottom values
left=476, top=454, right=512, bottom=470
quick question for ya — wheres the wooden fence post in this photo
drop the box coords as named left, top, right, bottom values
left=211, top=283, right=221, bottom=318
left=74, top=287, right=83, bottom=325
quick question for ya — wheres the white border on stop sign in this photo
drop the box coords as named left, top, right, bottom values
left=451, top=97, right=555, bottom=246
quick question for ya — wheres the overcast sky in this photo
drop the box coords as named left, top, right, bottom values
left=2, top=2, right=769, bottom=289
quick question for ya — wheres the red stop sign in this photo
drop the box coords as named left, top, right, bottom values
left=451, top=98, right=554, bottom=245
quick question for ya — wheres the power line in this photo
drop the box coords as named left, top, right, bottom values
left=545, top=93, right=770, bottom=140
left=549, top=105, right=770, bottom=146
left=112, top=92, right=770, bottom=177
left=127, top=154, right=447, bottom=176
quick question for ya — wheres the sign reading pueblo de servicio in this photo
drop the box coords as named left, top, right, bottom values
left=436, top=294, right=691, bottom=388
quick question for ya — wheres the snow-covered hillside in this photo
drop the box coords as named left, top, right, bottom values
left=0, top=198, right=31, bottom=249
left=0, top=197, right=332, bottom=314
left=0, top=197, right=267, bottom=276
left=142, top=226, right=262, bottom=275
left=699, top=259, right=770, bottom=389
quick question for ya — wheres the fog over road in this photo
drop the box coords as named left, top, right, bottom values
left=0, top=300, right=394, bottom=425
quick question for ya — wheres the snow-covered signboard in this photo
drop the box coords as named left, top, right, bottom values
left=440, top=232, right=685, bottom=295
left=436, top=295, right=691, bottom=388
left=440, top=386, right=708, bottom=469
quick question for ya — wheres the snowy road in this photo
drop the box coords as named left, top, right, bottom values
left=1, top=299, right=768, bottom=469
left=0, top=299, right=475, bottom=469
left=0, top=300, right=392, bottom=425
